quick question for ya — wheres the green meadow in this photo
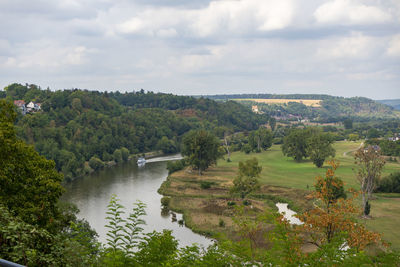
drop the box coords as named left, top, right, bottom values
left=219, top=141, right=399, bottom=190
left=217, top=141, right=400, bottom=249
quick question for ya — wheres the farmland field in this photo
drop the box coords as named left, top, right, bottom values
left=234, top=98, right=322, bottom=107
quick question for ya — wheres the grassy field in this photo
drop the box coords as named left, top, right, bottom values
left=234, top=98, right=322, bottom=107
left=161, top=141, right=400, bottom=249
left=219, top=141, right=399, bottom=190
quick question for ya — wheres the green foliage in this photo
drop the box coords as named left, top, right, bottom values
left=157, top=136, right=177, bottom=154
left=315, top=169, right=347, bottom=203
left=218, top=218, right=225, bottom=227
left=248, top=127, right=273, bottom=152
left=0, top=100, right=64, bottom=230
left=113, top=149, right=123, bottom=163
left=307, top=129, right=336, bottom=168
left=227, top=201, right=236, bottom=206
left=135, top=230, right=178, bottom=266
left=375, top=172, right=400, bottom=193
left=89, top=156, right=105, bottom=170
left=231, top=158, right=262, bottom=199
left=282, top=128, right=309, bottom=162
left=120, top=147, right=130, bottom=162
left=200, top=181, right=214, bottom=189
left=282, top=127, right=335, bottom=167
left=343, top=118, right=353, bottom=129
left=166, top=159, right=187, bottom=174
left=348, top=133, right=359, bottom=141
left=182, top=129, right=223, bottom=175
left=2, top=83, right=264, bottom=180
left=161, top=196, right=171, bottom=207
left=241, top=143, right=252, bottom=154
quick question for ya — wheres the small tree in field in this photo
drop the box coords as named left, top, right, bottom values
left=307, top=131, right=335, bottom=168
left=354, top=145, right=385, bottom=217
left=231, top=158, right=262, bottom=199
left=182, top=129, right=223, bottom=175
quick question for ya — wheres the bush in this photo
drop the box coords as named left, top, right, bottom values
left=121, top=147, right=130, bottom=162
left=227, top=201, right=236, bottom=206
left=241, top=144, right=252, bottom=154
left=161, top=197, right=171, bottom=207
left=375, top=172, right=400, bottom=193
left=200, top=181, right=214, bottom=189
left=243, top=199, right=251, bottom=206
left=219, top=219, right=225, bottom=227
left=166, top=159, right=187, bottom=175
left=88, top=156, right=105, bottom=171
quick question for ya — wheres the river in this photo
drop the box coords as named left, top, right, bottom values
left=62, top=155, right=212, bottom=248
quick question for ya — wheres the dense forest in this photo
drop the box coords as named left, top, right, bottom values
left=0, top=83, right=267, bottom=180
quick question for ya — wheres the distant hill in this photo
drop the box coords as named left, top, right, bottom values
left=203, top=94, right=400, bottom=121
left=377, top=99, right=400, bottom=110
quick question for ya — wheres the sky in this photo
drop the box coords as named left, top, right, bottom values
left=0, top=0, right=399, bottom=99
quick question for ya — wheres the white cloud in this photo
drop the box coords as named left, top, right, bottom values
left=316, top=32, right=376, bottom=59
left=386, top=35, right=400, bottom=57
left=314, top=0, right=392, bottom=25
left=3, top=40, right=90, bottom=68
left=116, top=0, right=295, bottom=38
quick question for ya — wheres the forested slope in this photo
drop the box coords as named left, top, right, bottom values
left=0, top=83, right=266, bottom=180
left=207, top=94, right=398, bottom=121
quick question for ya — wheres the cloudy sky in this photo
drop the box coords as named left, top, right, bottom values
left=0, top=0, right=399, bottom=99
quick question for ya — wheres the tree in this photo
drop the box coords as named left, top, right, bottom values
left=269, top=117, right=276, bottom=131
left=156, top=136, right=177, bottom=154
left=343, top=118, right=353, bottom=129
left=307, top=130, right=335, bottom=167
left=354, top=145, right=385, bottom=217
left=0, top=100, right=64, bottom=230
left=348, top=133, right=359, bottom=141
left=231, top=158, right=262, bottom=199
left=281, top=128, right=309, bottom=162
left=300, top=160, right=382, bottom=250
left=181, top=130, right=223, bottom=175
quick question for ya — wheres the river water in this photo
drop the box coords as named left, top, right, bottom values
left=62, top=155, right=212, bottom=248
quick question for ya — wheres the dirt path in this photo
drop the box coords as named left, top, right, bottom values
left=343, top=141, right=364, bottom=157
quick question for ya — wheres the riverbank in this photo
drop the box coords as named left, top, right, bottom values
left=64, top=150, right=167, bottom=183
left=158, top=141, right=400, bottom=249
left=158, top=164, right=312, bottom=242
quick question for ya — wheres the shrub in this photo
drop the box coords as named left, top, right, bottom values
left=200, top=181, right=214, bottom=189
left=88, top=156, right=105, bottom=171
left=161, top=197, right=171, bottom=208
left=375, top=172, right=400, bottom=193
left=166, top=159, right=187, bottom=175
left=241, top=144, right=252, bottom=154
left=227, top=201, right=236, bottom=206
left=219, top=219, right=225, bottom=227
left=242, top=200, right=251, bottom=206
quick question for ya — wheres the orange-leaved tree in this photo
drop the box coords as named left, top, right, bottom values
left=299, top=160, right=382, bottom=251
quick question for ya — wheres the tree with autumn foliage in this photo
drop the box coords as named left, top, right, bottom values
left=299, top=160, right=382, bottom=251
left=354, top=145, right=385, bottom=217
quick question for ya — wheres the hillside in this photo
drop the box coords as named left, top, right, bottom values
left=0, top=83, right=266, bottom=180
left=204, top=94, right=399, bottom=121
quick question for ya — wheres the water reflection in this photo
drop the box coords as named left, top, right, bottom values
left=62, top=156, right=212, bottom=248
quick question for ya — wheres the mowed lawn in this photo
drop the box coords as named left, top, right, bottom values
left=217, top=141, right=400, bottom=249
